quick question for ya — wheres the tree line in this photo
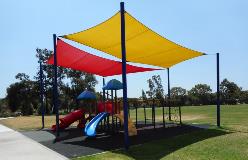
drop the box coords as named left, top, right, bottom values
left=141, top=75, right=248, bottom=106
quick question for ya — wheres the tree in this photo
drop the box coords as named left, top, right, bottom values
left=220, top=78, right=241, bottom=104
left=35, top=48, right=66, bottom=113
left=0, top=98, right=11, bottom=117
left=6, top=83, right=22, bottom=112
left=188, top=84, right=212, bottom=105
left=141, top=89, right=147, bottom=101
left=6, top=73, right=39, bottom=115
left=152, top=75, right=164, bottom=100
left=146, top=75, right=164, bottom=100
left=171, top=87, right=186, bottom=97
left=64, top=70, right=97, bottom=110
left=170, top=87, right=187, bottom=106
left=146, top=79, right=155, bottom=99
left=240, top=90, right=248, bottom=104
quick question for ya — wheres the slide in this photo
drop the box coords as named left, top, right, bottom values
left=84, top=112, right=109, bottom=137
left=115, top=111, right=137, bottom=136
left=51, top=109, right=85, bottom=131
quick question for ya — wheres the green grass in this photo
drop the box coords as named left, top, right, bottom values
left=74, top=104, right=248, bottom=160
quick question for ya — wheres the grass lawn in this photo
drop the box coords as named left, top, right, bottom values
left=74, top=104, right=248, bottom=160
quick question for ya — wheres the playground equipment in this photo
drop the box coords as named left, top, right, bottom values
left=84, top=79, right=137, bottom=137
left=51, top=90, right=97, bottom=131
left=77, top=90, right=96, bottom=100
left=97, top=101, right=118, bottom=113
left=84, top=112, right=109, bottom=136
left=115, top=111, right=137, bottom=136
left=51, top=109, right=85, bottom=131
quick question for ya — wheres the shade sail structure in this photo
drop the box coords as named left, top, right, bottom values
left=63, top=12, right=204, bottom=68
left=47, top=39, right=159, bottom=77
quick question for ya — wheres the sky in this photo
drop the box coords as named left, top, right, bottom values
left=0, top=0, right=247, bottom=98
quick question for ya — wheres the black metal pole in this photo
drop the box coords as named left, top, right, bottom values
left=135, top=105, right=137, bottom=127
left=106, top=86, right=110, bottom=131
left=103, top=78, right=106, bottom=130
left=120, top=2, right=129, bottom=150
left=167, top=68, right=171, bottom=121
left=39, top=61, right=45, bottom=129
left=162, top=100, right=165, bottom=128
left=103, top=78, right=106, bottom=107
left=111, top=90, right=114, bottom=132
left=152, top=99, right=155, bottom=129
left=128, top=101, right=130, bottom=118
left=53, top=34, right=59, bottom=137
left=144, top=105, right=146, bottom=125
left=216, top=53, right=220, bottom=127
left=179, top=106, right=182, bottom=125
left=115, top=90, right=118, bottom=128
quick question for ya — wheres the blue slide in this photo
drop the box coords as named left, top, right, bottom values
left=84, top=112, right=109, bottom=137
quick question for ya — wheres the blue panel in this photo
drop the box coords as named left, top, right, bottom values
left=84, top=112, right=109, bottom=136
left=102, top=79, right=123, bottom=90
left=77, top=90, right=96, bottom=100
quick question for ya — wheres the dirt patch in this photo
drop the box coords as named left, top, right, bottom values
left=150, top=114, right=205, bottom=122
left=182, top=115, right=206, bottom=121
left=0, top=115, right=79, bottom=131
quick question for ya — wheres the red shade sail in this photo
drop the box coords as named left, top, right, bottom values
left=47, top=39, right=160, bottom=77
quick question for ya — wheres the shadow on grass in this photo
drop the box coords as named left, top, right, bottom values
left=62, top=125, right=201, bottom=150
left=111, top=128, right=229, bottom=160
left=63, top=125, right=228, bottom=155
left=40, top=125, right=229, bottom=158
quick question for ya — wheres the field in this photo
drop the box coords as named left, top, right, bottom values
left=1, top=105, right=248, bottom=159
left=75, top=104, right=248, bottom=160
left=0, top=115, right=69, bottom=131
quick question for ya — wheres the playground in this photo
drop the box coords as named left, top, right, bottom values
left=1, top=105, right=248, bottom=159
left=1, top=1, right=247, bottom=160
left=24, top=2, right=225, bottom=159
left=38, top=2, right=221, bottom=153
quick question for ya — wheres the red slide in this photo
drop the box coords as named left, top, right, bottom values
left=51, top=109, right=85, bottom=131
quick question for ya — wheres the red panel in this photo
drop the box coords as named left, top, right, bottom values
left=47, top=39, right=160, bottom=77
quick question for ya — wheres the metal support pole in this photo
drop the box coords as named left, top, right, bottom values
left=162, top=100, right=165, bottom=128
left=120, top=2, right=129, bottom=150
left=39, top=61, right=45, bottom=129
left=103, top=78, right=106, bottom=107
left=216, top=53, right=220, bottom=127
left=152, top=99, right=155, bottom=129
left=103, top=78, right=106, bottom=130
left=115, top=90, right=118, bottom=128
left=104, top=80, right=110, bottom=131
left=53, top=34, right=59, bottom=137
left=144, top=105, right=147, bottom=125
left=167, top=68, right=171, bottom=121
left=135, top=105, right=137, bottom=127
left=111, top=90, right=114, bottom=132
left=128, top=102, right=130, bottom=118
left=179, top=106, right=182, bottom=125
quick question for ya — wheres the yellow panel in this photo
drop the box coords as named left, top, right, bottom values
left=63, top=12, right=203, bottom=68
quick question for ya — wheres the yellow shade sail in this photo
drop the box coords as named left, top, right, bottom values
left=63, top=12, right=204, bottom=68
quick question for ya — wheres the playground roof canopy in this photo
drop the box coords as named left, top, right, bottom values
left=103, top=79, right=123, bottom=90
left=63, top=11, right=204, bottom=68
left=77, top=90, right=96, bottom=100
left=47, top=39, right=159, bottom=77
